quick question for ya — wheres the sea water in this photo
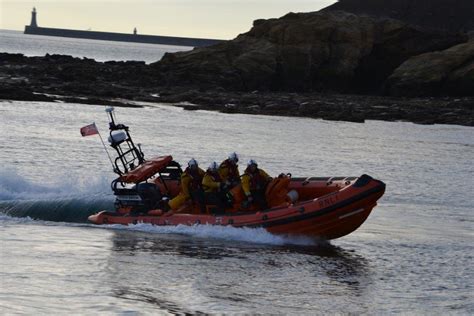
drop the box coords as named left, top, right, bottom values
left=0, top=30, right=190, bottom=63
left=0, top=100, right=472, bottom=314
left=1, top=32, right=473, bottom=314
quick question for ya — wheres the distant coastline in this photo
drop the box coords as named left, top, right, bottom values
left=24, top=26, right=224, bottom=48
left=23, top=8, right=224, bottom=48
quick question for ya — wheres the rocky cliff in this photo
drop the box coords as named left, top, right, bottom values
left=152, top=11, right=466, bottom=94
left=387, top=40, right=474, bottom=96
left=323, top=0, right=474, bottom=32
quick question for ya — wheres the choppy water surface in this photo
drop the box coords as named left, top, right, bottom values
left=0, top=100, right=473, bottom=314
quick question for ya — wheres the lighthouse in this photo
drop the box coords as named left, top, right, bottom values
left=30, top=7, right=38, bottom=27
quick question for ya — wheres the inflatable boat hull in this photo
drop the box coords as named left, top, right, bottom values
left=88, top=175, right=385, bottom=240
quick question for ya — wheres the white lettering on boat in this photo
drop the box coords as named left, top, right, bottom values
left=318, top=193, right=340, bottom=208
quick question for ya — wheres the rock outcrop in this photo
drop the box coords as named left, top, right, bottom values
left=152, top=11, right=466, bottom=93
left=323, top=0, right=474, bottom=33
left=0, top=53, right=158, bottom=100
left=1, top=53, right=473, bottom=126
left=387, top=41, right=474, bottom=96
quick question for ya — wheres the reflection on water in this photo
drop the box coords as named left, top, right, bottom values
left=112, top=287, right=200, bottom=315
left=106, top=230, right=372, bottom=313
left=1, top=100, right=472, bottom=314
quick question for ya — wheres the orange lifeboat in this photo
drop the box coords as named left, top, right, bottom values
left=89, top=172, right=385, bottom=240
left=86, top=108, right=385, bottom=240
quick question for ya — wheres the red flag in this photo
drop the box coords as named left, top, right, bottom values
left=80, top=123, right=99, bottom=137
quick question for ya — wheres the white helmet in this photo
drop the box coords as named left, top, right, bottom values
left=247, top=159, right=258, bottom=167
left=208, top=161, right=219, bottom=171
left=228, top=152, right=239, bottom=163
left=188, top=158, right=198, bottom=168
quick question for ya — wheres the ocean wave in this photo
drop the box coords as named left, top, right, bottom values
left=0, top=167, right=111, bottom=201
left=0, top=168, right=113, bottom=222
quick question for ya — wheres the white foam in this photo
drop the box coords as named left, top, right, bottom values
left=107, top=223, right=320, bottom=246
left=0, top=211, right=322, bottom=247
left=0, top=213, right=36, bottom=224
left=0, top=167, right=110, bottom=201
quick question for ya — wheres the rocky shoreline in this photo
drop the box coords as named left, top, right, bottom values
left=0, top=52, right=472, bottom=126
left=1, top=9, right=473, bottom=127
left=158, top=90, right=474, bottom=126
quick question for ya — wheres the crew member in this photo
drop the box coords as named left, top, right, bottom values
left=218, top=152, right=240, bottom=187
left=202, top=161, right=227, bottom=214
left=241, top=159, right=272, bottom=209
left=168, top=158, right=205, bottom=213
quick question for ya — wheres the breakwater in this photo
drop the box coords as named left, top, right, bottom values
left=24, top=26, right=224, bottom=47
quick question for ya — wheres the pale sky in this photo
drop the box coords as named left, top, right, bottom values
left=0, top=0, right=336, bottom=39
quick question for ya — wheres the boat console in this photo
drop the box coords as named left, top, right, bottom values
left=105, top=107, right=182, bottom=213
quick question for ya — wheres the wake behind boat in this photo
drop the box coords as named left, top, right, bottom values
left=86, top=108, right=385, bottom=240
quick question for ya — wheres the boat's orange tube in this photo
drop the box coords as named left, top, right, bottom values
left=88, top=175, right=385, bottom=240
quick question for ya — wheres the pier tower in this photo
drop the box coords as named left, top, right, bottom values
left=30, top=7, right=38, bottom=27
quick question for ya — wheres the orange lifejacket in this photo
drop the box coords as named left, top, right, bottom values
left=245, top=167, right=268, bottom=191
left=265, top=175, right=291, bottom=207
left=219, top=159, right=240, bottom=183
left=202, top=170, right=222, bottom=192
left=184, top=167, right=204, bottom=190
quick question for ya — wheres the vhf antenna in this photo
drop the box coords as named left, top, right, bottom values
left=106, top=106, right=117, bottom=128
